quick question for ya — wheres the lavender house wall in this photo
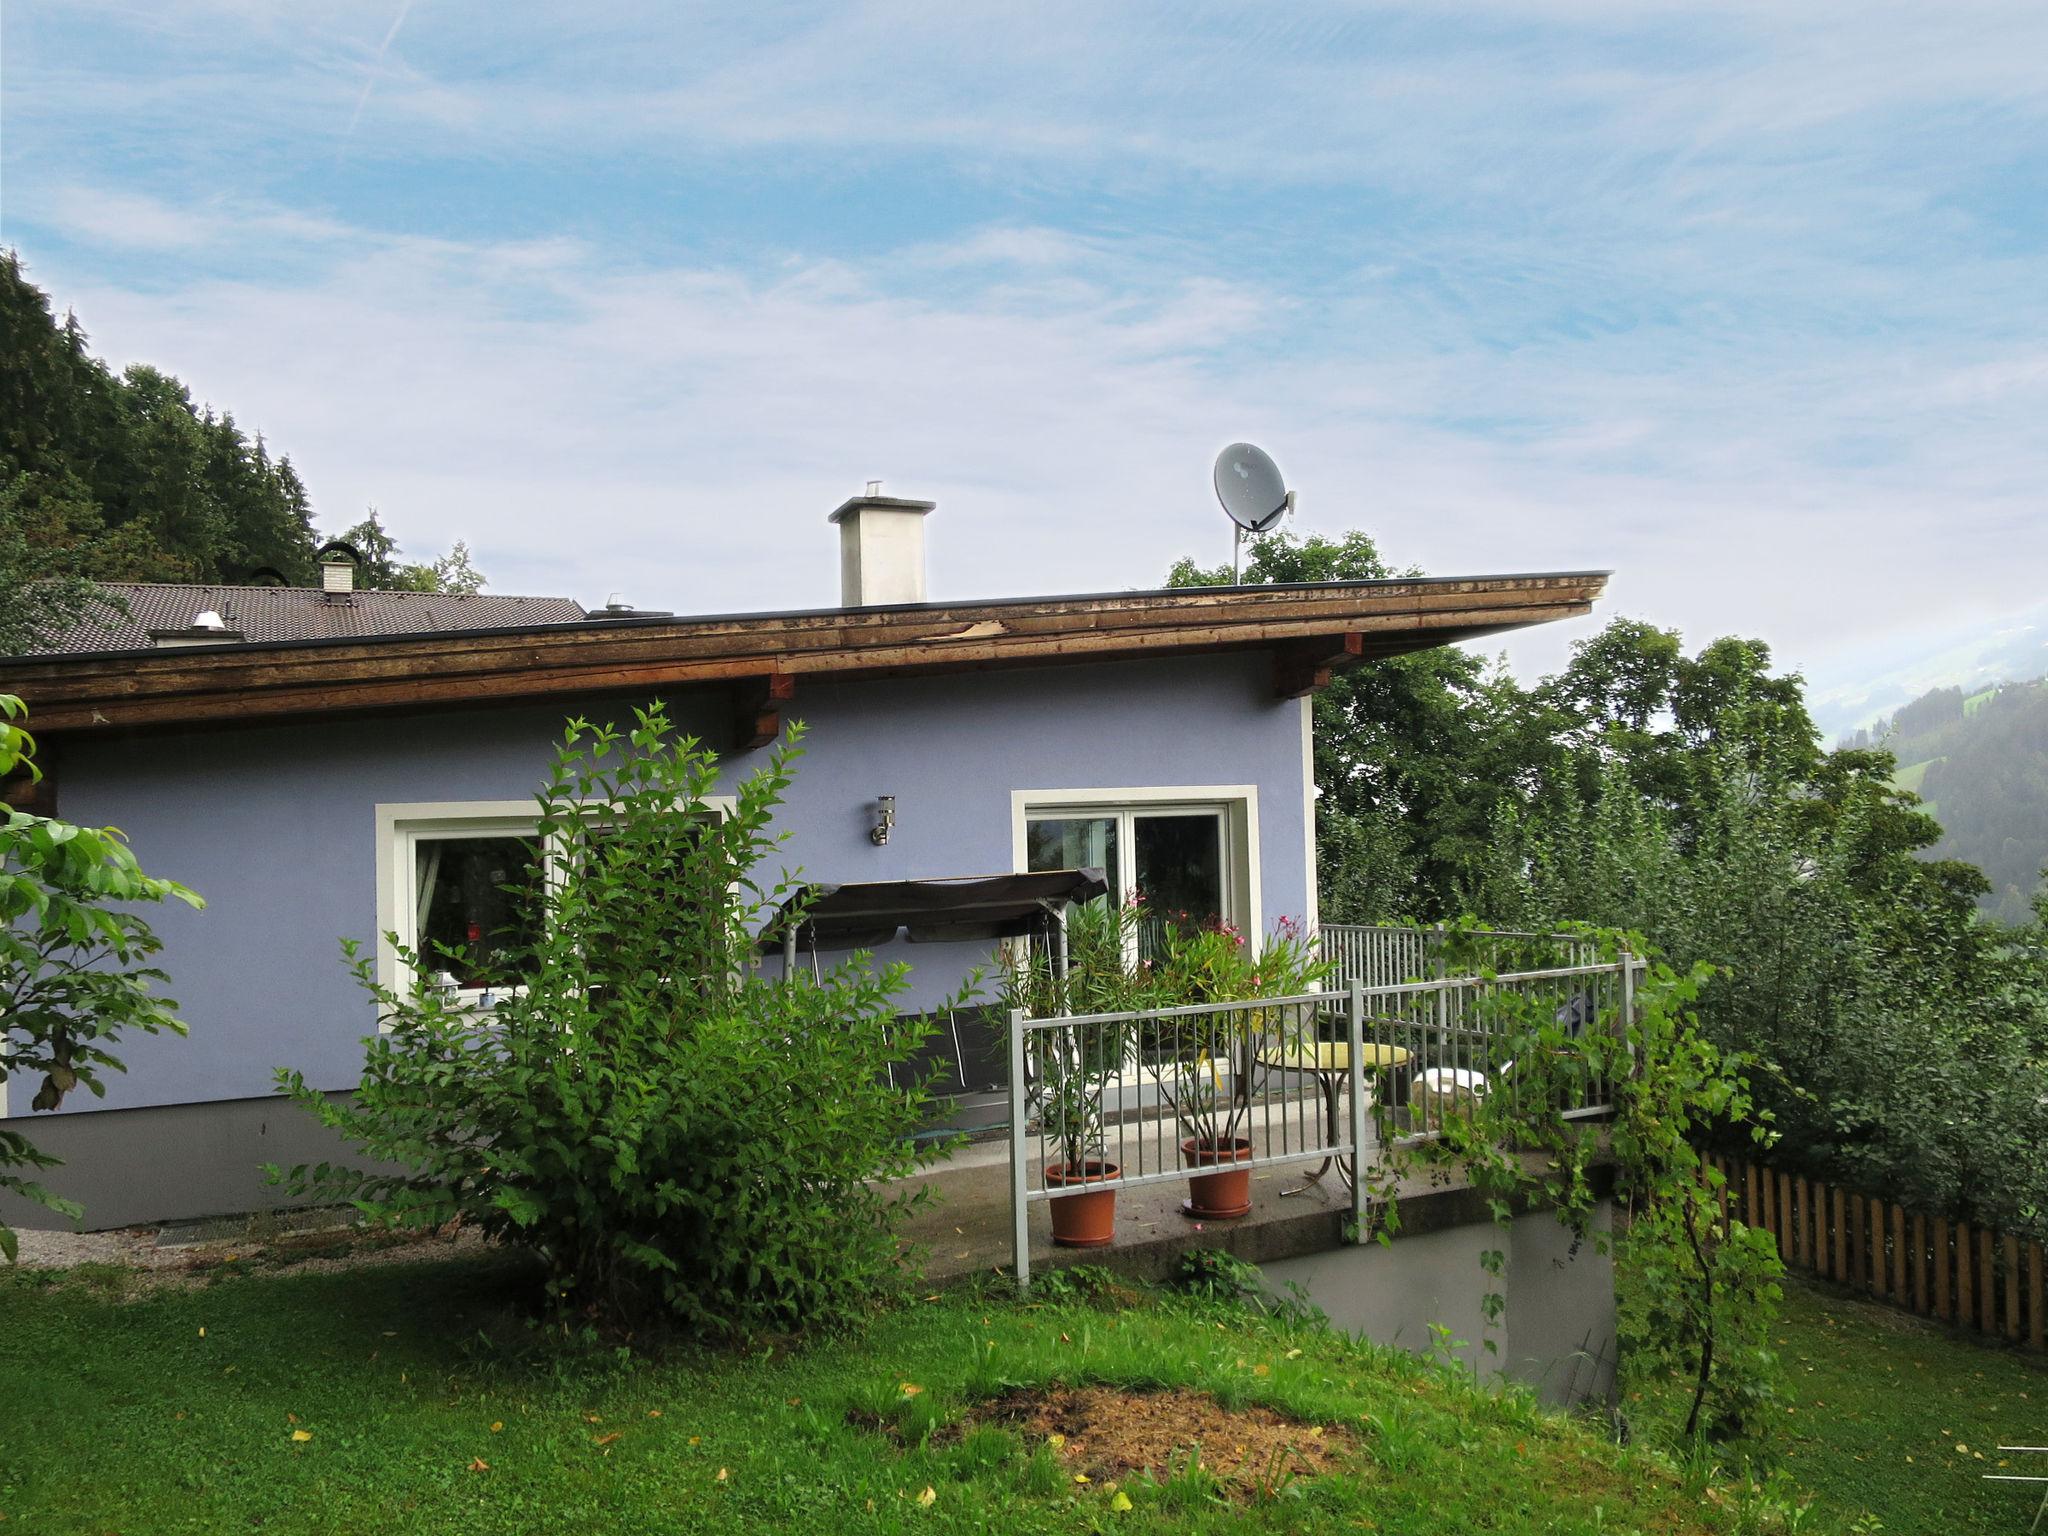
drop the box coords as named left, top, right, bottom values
left=2, top=651, right=1315, bottom=1227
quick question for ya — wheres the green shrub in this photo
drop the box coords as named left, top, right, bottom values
left=273, top=706, right=953, bottom=1335
left=1513, top=748, right=2048, bottom=1240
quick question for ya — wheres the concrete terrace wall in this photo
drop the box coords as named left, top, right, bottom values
left=2, top=651, right=1313, bottom=1227
left=1262, top=1202, right=1618, bottom=1408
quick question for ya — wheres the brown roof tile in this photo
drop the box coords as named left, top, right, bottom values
left=27, top=583, right=587, bottom=655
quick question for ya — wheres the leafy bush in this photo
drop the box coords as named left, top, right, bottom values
left=273, top=707, right=954, bottom=1334
left=1, top=695, right=202, bottom=1258
left=1171, top=1246, right=1266, bottom=1302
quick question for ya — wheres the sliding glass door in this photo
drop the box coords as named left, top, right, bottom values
left=1024, top=799, right=1238, bottom=957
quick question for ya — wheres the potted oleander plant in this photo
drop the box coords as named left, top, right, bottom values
left=1148, top=916, right=1331, bottom=1220
left=1033, top=1028, right=1122, bottom=1245
left=1002, top=902, right=1144, bottom=1247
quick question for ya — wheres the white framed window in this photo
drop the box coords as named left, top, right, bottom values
left=375, top=801, right=550, bottom=1009
left=1010, top=785, right=1262, bottom=955
left=374, top=797, right=735, bottom=1015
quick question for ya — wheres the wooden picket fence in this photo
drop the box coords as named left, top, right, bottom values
left=1707, top=1153, right=2047, bottom=1352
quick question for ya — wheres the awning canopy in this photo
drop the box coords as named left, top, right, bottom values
left=758, top=868, right=1108, bottom=954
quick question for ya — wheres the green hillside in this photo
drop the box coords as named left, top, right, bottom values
left=1851, top=678, right=2048, bottom=923
left=1891, top=756, right=1941, bottom=795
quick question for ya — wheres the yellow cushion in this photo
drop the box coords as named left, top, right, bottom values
left=1256, top=1041, right=1411, bottom=1073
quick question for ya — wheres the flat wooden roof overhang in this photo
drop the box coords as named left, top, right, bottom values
left=6, top=572, right=1607, bottom=741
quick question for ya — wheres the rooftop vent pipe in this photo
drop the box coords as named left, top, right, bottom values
left=595, top=596, right=673, bottom=619
left=149, top=610, right=243, bottom=648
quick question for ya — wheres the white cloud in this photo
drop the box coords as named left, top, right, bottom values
left=40, top=188, right=218, bottom=251
left=24, top=187, right=2043, bottom=692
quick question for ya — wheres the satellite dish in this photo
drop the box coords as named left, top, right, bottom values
left=1214, top=443, right=1293, bottom=534
left=1212, top=442, right=1296, bottom=579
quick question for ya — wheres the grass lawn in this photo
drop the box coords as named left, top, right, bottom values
left=1770, top=1280, right=2046, bottom=1533
left=2, top=1250, right=1778, bottom=1536
left=1628, top=1277, right=2048, bottom=1534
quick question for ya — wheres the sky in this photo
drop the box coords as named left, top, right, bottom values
left=3, top=2, right=2045, bottom=703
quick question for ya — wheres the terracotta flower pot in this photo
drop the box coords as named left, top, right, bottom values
left=1044, top=1159, right=1121, bottom=1247
left=1180, top=1136, right=1255, bottom=1219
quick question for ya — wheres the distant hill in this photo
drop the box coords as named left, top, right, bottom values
left=1845, top=677, right=2048, bottom=923
left=1807, top=600, right=2048, bottom=739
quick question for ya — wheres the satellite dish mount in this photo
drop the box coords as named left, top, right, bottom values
left=1213, top=442, right=1295, bottom=581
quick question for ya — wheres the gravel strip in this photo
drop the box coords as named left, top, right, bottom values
left=10, top=1216, right=496, bottom=1290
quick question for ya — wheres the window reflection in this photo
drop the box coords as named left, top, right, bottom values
left=414, top=836, right=541, bottom=986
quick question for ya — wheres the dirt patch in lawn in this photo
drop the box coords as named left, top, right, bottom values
left=965, top=1385, right=1355, bottom=1490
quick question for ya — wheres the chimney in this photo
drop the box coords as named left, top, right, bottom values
left=320, top=558, right=354, bottom=594
left=829, top=489, right=935, bottom=607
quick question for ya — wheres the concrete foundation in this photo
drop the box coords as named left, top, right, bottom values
left=896, top=1136, right=1618, bottom=1409
left=0, top=1092, right=380, bottom=1232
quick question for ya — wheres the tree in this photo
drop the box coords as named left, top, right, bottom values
left=3, top=253, right=495, bottom=624
left=0, top=473, right=126, bottom=655
left=0, top=697, right=202, bottom=1257
left=405, top=539, right=485, bottom=596
left=1505, top=683, right=2047, bottom=1239
left=0, top=250, right=319, bottom=587
left=334, top=509, right=404, bottom=586
left=1537, top=622, right=1821, bottom=835
left=1174, top=527, right=2048, bottom=1242
left=336, top=511, right=488, bottom=594
left=1168, top=531, right=1533, bottom=920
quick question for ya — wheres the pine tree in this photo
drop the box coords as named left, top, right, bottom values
left=1, top=249, right=485, bottom=628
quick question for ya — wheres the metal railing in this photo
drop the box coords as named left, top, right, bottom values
left=1319, top=923, right=1600, bottom=988
left=1005, top=954, right=1643, bottom=1284
left=1008, top=985, right=1368, bottom=1287
left=1354, top=960, right=1635, bottom=1142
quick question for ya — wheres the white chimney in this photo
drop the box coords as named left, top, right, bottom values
left=320, top=558, right=354, bottom=594
left=829, top=491, right=935, bottom=607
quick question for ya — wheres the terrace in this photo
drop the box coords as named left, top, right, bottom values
left=899, top=926, right=1638, bottom=1293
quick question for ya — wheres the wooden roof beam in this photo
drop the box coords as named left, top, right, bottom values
left=733, top=674, right=795, bottom=752
left=1273, top=633, right=1366, bottom=699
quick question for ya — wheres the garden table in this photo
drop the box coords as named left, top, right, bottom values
left=1251, top=1038, right=1412, bottom=1193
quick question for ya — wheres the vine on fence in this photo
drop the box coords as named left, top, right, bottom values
left=1358, top=921, right=1786, bottom=1442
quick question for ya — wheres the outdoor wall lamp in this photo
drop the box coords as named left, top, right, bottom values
left=870, top=794, right=896, bottom=846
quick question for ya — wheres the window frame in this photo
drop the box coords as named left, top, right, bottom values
left=374, top=796, right=736, bottom=1023
left=1010, top=784, right=1262, bottom=955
